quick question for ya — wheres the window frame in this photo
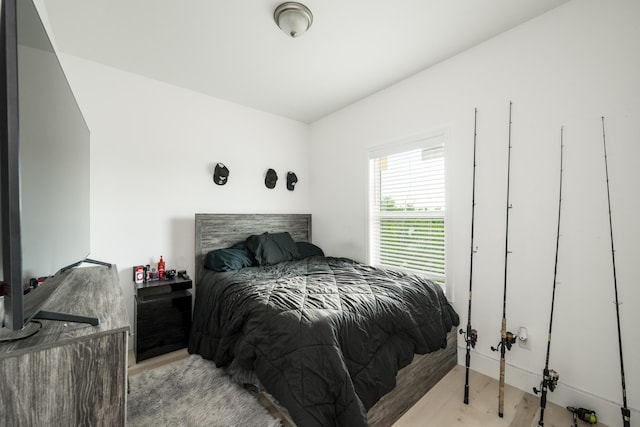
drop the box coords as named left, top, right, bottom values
left=366, top=129, right=451, bottom=296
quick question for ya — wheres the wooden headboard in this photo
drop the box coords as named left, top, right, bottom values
left=194, top=213, right=312, bottom=285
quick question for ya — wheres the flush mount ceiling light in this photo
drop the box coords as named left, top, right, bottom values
left=274, top=2, right=313, bottom=38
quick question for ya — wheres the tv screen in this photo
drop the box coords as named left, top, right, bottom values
left=1, top=0, right=91, bottom=331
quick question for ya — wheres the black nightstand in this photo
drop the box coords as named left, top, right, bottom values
left=134, top=276, right=192, bottom=362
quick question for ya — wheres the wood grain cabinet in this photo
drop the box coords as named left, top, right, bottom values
left=0, top=265, right=129, bottom=426
left=134, top=276, right=192, bottom=362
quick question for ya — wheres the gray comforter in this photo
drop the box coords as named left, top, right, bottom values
left=188, top=256, right=459, bottom=426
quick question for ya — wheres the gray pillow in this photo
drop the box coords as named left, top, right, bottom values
left=296, top=241, right=324, bottom=259
left=245, top=232, right=300, bottom=266
left=205, top=245, right=254, bottom=271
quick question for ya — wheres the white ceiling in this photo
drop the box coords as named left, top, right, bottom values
left=42, top=0, right=570, bottom=123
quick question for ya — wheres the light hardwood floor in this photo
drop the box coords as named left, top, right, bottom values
left=128, top=351, right=607, bottom=427
left=394, top=364, right=608, bottom=427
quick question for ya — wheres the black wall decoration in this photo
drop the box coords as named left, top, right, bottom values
left=213, top=163, right=229, bottom=185
left=265, top=168, right=278, bottom=189
left=287, top=172, right=298, bottom=191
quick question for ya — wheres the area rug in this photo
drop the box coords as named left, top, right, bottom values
left=127, top=354, right=281, bottom=427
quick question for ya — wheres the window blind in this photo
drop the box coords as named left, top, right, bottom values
left=369, top=142, right=445, bottom=283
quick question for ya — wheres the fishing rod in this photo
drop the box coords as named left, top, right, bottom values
left=532, top=127, right=564, bottom=426
left=459, top=107, right=479, bottom=405
left=601, top=116, right=630, bottom=427
left=491, top=101, right=517, bottom=418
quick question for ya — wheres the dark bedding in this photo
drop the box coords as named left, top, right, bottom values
left=188, top=256, right=459, bottom=426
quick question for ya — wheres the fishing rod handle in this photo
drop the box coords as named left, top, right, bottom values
left=499, top=356, right=505, bottom=417
left=622, top=406, right=630, bottom=427
left=538, top=387, right=547, bottom=426
left=498, top=317, right=506, bottom=417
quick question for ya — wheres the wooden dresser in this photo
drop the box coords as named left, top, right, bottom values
left=0, top=265, right=129, bottom=426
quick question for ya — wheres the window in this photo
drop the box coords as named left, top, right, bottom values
left=368, top=133, right=446, bottom=289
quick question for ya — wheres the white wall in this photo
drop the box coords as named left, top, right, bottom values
left=60, top=55, right=311, bottom=337
left=41, top=0, right=638, bottom=424
left=309, top=0, right=639, bottom=424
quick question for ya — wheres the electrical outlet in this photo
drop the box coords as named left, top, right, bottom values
left=518, top=327, right=531, bottom=350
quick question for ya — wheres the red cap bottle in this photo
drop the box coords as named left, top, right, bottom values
left=158, top=256, right=166, bottom=280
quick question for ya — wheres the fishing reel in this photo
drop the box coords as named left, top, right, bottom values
left=533, top=369, right=559, bottom=394
left=567, top=406, right=597, bottom=426
left=491, top=331, right=517, bottom=352
left=459, top=327, right=478, bottom=348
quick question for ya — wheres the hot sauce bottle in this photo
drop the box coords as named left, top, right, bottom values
left=158, top=256, right=166, bottom=280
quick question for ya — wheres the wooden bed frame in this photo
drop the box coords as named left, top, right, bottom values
left=194, top=213, right=457, bottom=426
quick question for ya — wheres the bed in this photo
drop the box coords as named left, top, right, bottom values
left=188, top=213, right=459, bottom=426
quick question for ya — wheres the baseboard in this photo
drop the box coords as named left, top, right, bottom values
left=457, top=346, right=636, bottom=427
left=128, top=348, right=189, bottom=376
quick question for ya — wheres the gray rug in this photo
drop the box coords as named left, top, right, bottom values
left=127, top=355, right=281, bottom=427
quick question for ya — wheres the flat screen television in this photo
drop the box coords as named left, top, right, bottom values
left=1, top=0, right=100, bottom=332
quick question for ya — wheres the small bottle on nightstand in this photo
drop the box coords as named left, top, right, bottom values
left=158, top=256, right=165, bottom=280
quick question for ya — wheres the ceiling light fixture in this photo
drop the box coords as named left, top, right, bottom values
left=274, top=2, right=313, bottom=38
